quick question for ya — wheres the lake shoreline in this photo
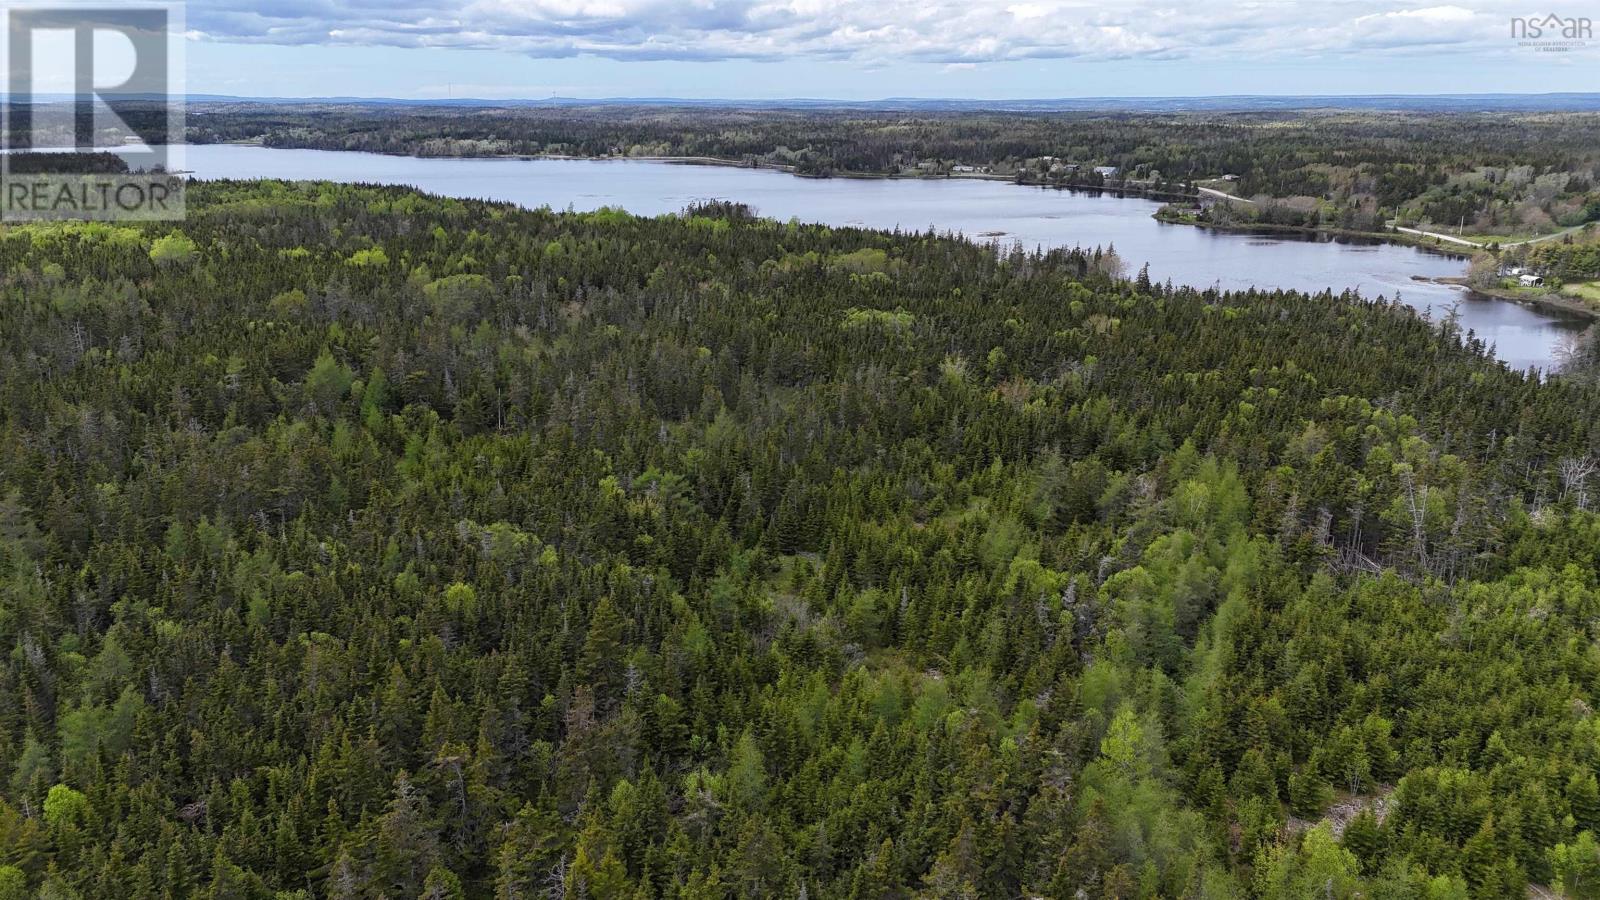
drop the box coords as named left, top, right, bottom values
left=571, top=150, right=1508, bottom=255
left=1151, top=208, right=1481, bottom=259
left=204, top=141, right=1214, bottom=207
left=1413, top=275, right=1600, bottom=321
left=163, top=142, right=1584, bottom=369
left=204, top=141, right=1499, bottom=256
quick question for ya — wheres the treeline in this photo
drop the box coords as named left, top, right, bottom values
left=1511, top=229, right=1600, bottom=281
left=1, top=152, right=128, bottom=175
left=2, top=182, right=1600, bottom=898
left=186, top=104, right=1600, bottom=234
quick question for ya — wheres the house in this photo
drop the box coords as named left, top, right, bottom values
left=951, top=165, right=977, bottom=174
left=1519, top=274, right=1544, bottom=287
left=1221, top=173, right=1240, bottom=182
left=1093, top=165, right=1120, bottom=177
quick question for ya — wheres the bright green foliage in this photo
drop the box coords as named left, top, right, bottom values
left=346, top=246, right=390, bottom=267
left=0, top=866, right=24, bottom=900
left=148, top=231, right=197, bottom=265
left=1254, top=824, right=1362, bottom=898
left=1553, top=832, right=1600, bottom=899
left=41, top=785, right=89, bottom=831
left=304, top=348, right=355, bottom=411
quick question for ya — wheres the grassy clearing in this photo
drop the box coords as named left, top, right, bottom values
left=1562, top=281, right=1600, bottom=306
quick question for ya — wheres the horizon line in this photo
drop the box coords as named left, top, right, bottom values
left=183, top=90, right=1600, bottom=103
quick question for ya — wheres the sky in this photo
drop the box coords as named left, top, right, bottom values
left=105, top=0, right=1600, bottom=99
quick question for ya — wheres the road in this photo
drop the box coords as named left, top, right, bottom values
left=1392, top=222, right=1592, bottom=250
left=1187, top=178, right=1588, bottom=251
left=1391, top=226, right=1482, bottom=248
left=1196, top=185, right=1255, bottom=205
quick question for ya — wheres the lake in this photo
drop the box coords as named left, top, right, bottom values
left=168, top=144, right=1590, bottom=371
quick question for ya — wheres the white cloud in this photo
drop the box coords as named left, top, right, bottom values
left=184, top=0, right=1598, bottom=64
left=1006, top=4, right=1052, bottom=21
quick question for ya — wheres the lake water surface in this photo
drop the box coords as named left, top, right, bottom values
left=170, top=144, right=1590, bottom=371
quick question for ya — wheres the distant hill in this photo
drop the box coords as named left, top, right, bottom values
left=173, top=92, right=1600, bottom=113
left=12, top=92, right=1598, bottom=113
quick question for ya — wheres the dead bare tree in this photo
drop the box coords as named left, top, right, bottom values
left=1558, top=455, right=1598, bottom=511
left=1399, top=467, right=1431, bottom=576
left=544, top=852, right=569, bottom=900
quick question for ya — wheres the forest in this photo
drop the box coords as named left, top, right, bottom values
left=3, top=181, right=1600, bottom=898
left=183, top=103, right=1600, bottom=237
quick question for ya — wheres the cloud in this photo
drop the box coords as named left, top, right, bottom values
left=183, top=0, right=1597, bottom=64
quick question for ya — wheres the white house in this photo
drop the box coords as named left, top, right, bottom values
left=1094, top=165, right=1120, bottom=177
left=1519, top=274, right=1545, bottom=287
